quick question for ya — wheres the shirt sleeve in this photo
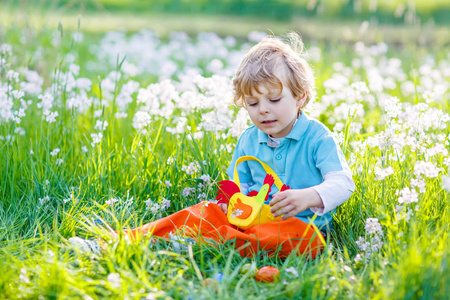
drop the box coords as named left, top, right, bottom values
left=314, top=131, right=352, bottom=176
left=310, top=170, right=355, bottom=215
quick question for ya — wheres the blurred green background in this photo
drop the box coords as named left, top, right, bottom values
left=3, top=0, right=450, bottom=23
left=1, top=0, right=449, bottom=45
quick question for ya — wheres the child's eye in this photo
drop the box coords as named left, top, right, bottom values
left=247, top=102, right=258, bottom=107
left=270, top=98, right=281, bottom=102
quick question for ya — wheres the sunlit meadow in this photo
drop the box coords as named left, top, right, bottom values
left=0, top=22, right=449, bottom=299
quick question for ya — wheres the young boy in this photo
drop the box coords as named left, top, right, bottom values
left=70, top=34, right=353, bottom=257
left=218, top=34, right=354, bottom=234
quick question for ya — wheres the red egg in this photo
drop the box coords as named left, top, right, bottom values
left=255, top=266, right=280, bottom=282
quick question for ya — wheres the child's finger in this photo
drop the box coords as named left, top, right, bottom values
left=272, top=204, right=294, bottom=217
left=269, top=192, right=285, bottom=206
left=218, top=203, right=228, bottom=214
left=270, top=199, right=287, bottom=214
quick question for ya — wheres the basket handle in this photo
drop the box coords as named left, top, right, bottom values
left=233, top=156, right=284, bottom=191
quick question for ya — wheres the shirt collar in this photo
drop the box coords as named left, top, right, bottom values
left=258, top=112, right=310, bottom=144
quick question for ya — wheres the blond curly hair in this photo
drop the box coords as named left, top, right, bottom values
left=233, top=33, right=315, bottom=111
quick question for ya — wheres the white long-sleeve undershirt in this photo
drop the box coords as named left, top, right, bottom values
left=310, top=170, right=354, bottom=215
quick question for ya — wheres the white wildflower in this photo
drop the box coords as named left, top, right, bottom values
left=144, top=198, right=153, bottom=209
left=14, top=127, right=25, bottom=135
left=132, top=111, right=151, bottom=130
left=56, top=158, right=63, bottom=165
left=182, top=187, right=196, bottom=197
left=198, top=192, right=207, bottom=200
left=247, top=31, right=267, bottom=43
left=115, top=112, right=128, bottom=118
left=230, top=209, right=243, bottom=218
left=107, top=273, right=121, bottom=289
left=414, top=161, right=442, bottom=178
left=411, top=177, right=426, bottom=194
left=105, top=198, right=118, bottom=206
left=384, top=96, right=402, bottom=119
left=94, top=120, right=108, bottom=131
left=365, top=218, right=383, bottom=236
left=39, top=196, right=50, bottom=206
left=90, top=132, right=103, bottom=146
left=354, top=254, right=363, bottom=263
left=182, top=161, right=200, bottom=175
left=356, top=236, right=369, bottom=252
left=0, top=43, right=12, bottom=55
left=374, top=166, right=394, bottom=181
left=284, top=267, right=299, bottom=278
left=200, top=174, right=211, bottom=184
left=443, top=175, right=450, bottom=193
left=161, top=198, right=171, bottom=210
left=150, top=203, right=161, bottom=214
left=50, top=148, right=60, bottom=156
left=19, top=268, right=30, bottom=283
left=45, top=111, right=58, bottom=123
left=397, top=187, right=419, bottom=205
left=94, top=109, right=103, bottom=118
left=6, top=70, right=20, bottom=82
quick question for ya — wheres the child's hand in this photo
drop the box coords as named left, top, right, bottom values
left=269, top=188, right=323, bottom=220
left=218, top=203, right=228, bottom=214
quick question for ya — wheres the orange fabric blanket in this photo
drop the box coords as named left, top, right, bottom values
left=123, top=202, right=324, bottom=258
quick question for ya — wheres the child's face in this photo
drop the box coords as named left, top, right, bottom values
left=244, top=79, right=305, bottom=138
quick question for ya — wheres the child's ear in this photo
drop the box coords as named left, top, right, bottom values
left=297, top=92, right=307, bottom=107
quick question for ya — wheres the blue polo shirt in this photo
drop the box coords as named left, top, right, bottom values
left=227, top=112, right=350, bottom=232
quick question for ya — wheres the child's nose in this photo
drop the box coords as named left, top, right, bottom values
left=259, top=102, right=269, bottom=114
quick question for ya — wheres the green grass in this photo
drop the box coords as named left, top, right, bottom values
left=0, top=10, right=449, bottom=300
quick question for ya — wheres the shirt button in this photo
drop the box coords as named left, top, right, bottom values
left=275, top=154, right=282, bottom=160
